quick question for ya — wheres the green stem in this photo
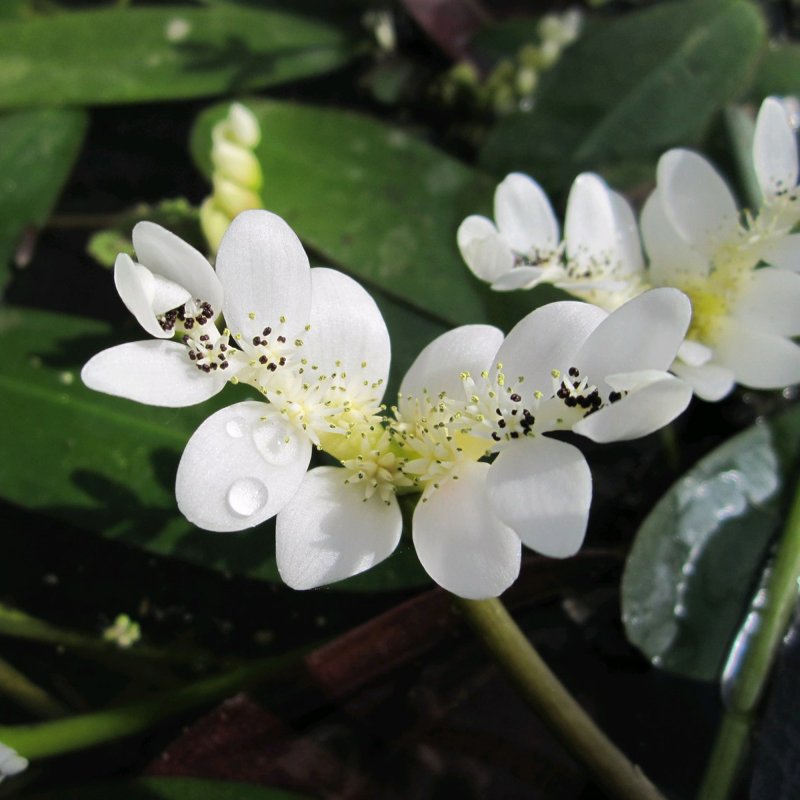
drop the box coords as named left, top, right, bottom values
left=454, top=596, right=666, bottom=800
left=0, top=650, right=303, bottom=760
left=0, top=604, right=213, bottom=666
left=697, top=473, right=800, bottom=800
left=0, top=657, right=68, bottom=718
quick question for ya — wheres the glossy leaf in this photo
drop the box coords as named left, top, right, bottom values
left=191, top=99, right=493, bottom=326
left=622, top=407, right=800, bottom=681
left=0, top=108, right=87, bottom=292
left=0, top=305, right=430, bottom=590
left=26, top=777, right=309, bottom=800
left=0, top=6, right=352, bottom=108
left=480, top=0, right=765, bottom=192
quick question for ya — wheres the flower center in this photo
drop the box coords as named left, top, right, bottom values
left=159, top=298, right=216, bottom=333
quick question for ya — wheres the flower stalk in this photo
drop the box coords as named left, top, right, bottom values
left=697, top=471, right=800, bottom=800
left=454, top=596, right=667, bottom=800
left=0, top=649, right=306, bottom=760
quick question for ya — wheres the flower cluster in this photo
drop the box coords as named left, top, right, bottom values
left=84, top=206, right=691, bottom=598
left=458, top=96, right=800, bottom=401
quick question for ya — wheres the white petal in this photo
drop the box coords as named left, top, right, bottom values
left=760, top=233, right=800, bottom=272
left=398, top=325, right=503, bottom=419
left=457, top=215, right=515, bottom=283
left=657, top=149, right=739, bottom=258
left=132, top=221, right=223, bottom=313
left=573, top=371, right=692, bottom=442
left=564, top=173, right=619, bottom=273
left=493, top=301, right=607, bottom=395
left=81, top=340, right=228, bottom=407
left=494, top=172, right=559, bottom=254
left=486, top=437, right=591, bottom=558
left=640, top=189, right=710, bottom=284
left=114, top=254, right=170, bottom=339
left=734, top=267, right=800, bottom=336
left=490, top=266, right=546, bottom=291
left=677, top=338, right=713, bottom=367
left=215, top=210, right=311, bottom=343
left=670, top=358, right=735, bottom=402
left=149, top=272, right=192, bottom=316
left=715, top=321, right=800, bottom=389
left=176, top=402, right=312, bottom=532
left=754, top=97, right=799, bottom=202
left=573, top=288, right=691, bottom=383
left=276, top=467, right=402, bottom=590
left=413, top=461, right=520, bottom=599
left=304, top=268, right=390, bottom=404
left=608, top=188, right=644, bottom=276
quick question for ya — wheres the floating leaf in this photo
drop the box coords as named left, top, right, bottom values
left=191, top=99, right=493, bottom=326
left=622, top=407, right=800, bottom=681
left=0, top=305, right=430, bottom=590
left=0, top=108, right=87, bottom=292
left=0, top=6, right=352, bottom=108
left=480, top=0, right=765, bottom=192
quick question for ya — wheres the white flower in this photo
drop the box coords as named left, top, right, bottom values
left=458, top=172, right=646, bottom=307
left=175, top=211, right=392, bottom=536
left=641, top=96, right=800, bottom=400
left=392, top=288, right=691, bottom=599
left=81, top=221, right=231, bottom=407
left=0, top=743, right=27, bottom=783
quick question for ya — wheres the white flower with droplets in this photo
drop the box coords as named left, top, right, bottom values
left=641, top=96, right=800, bottom=400
left=391, top=289, right=692, bottom=599
left=458, top=172, right=646, bottom=307
left=0, top=743, right=27, bottom=784
left=175, top=210, right=391, bottom=536
left=81, top=221, right=233, bottom=407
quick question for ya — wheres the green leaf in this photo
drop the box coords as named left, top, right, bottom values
left=751, top=44, right=800, bottom=98
left=191, top=99, right=493, bottom=326
left=25, top=777, right=310, bottom=800
left=0, top=305, right=429, bottom=590
left=622, top=406, right=800, bottom=681
left=0, top=6, right=352, bottom=108
left=480, top=0, right=766, bottom=192
left=0, top=108, right=87, bottom=292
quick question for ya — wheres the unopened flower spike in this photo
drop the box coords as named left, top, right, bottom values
left=200, top=101, right=264, bottom=253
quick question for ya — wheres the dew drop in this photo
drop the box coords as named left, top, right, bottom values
left=225, top=416, right=246, bottom=439
left=253, top=417, right=300, bottom=465
left=226, top=477, right=268, bottom=517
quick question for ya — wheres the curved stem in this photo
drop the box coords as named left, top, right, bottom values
left=0, top=650, right=304, bottom=760
left=454, top=596, right=666, bottom=800
left=697, top=472, right=800, bottom=800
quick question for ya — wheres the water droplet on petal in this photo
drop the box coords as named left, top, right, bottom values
left=225, top=417, right=246, bottom=438
left=226, top=477, right=268, bottom=517
left=253, top=417, right=301, bottom=466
